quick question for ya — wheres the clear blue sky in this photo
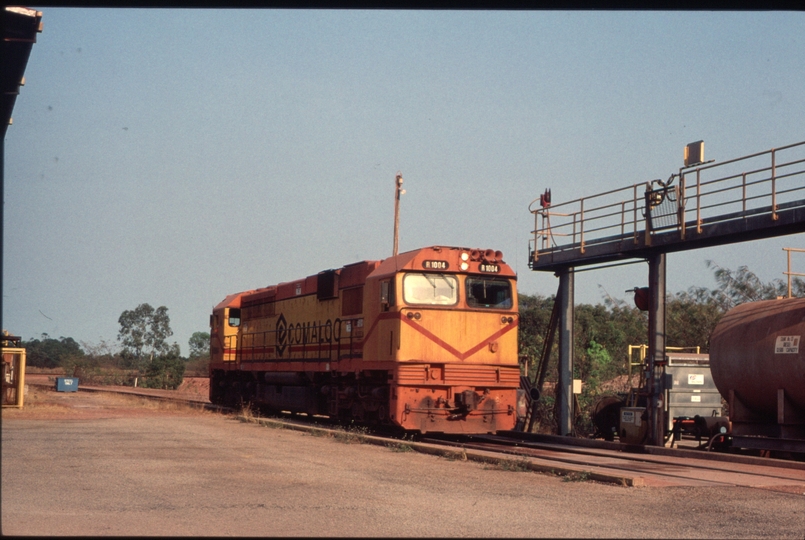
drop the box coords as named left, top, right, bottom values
left=4, top=9, right=805, bottom=354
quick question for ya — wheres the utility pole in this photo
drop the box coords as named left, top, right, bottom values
left=393, top=172, right=405, bottom=256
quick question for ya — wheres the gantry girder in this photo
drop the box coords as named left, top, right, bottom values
left=530, top=141, right=805, bottom=273
left=528, top=140, right=805, bottom=444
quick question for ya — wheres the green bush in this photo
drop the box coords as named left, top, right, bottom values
left=141, top=354, right=185, bottom=390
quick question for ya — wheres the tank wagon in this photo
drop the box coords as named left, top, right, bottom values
left=710, top=297, right=805, bottom=454
left=209, top=246, right=521, bottom=434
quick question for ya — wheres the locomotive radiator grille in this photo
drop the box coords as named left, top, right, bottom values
left=395, top=364, right=519, bottom=386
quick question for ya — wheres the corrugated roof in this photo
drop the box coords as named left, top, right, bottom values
left=1, top=6, right=43, bottom=139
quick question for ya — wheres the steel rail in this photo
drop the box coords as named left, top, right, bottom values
left=430, top=437, right=805, bottom=490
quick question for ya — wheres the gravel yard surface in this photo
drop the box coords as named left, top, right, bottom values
left=2, top=386, right=804, bottom=538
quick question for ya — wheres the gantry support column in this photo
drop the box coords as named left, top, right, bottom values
left=647, top=253, right=667, bottom=446
left=557, top=267, right=575, bottom=436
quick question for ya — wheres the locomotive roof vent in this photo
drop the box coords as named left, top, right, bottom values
left=317, top=269, right=339, bottom=301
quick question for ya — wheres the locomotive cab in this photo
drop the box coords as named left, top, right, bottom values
left=209, top=293, right=246, bottom=403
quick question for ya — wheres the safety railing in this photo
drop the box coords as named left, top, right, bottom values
left=529, top=141, right=805, bottom=266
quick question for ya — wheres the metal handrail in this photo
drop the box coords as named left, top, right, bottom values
left=530, top=141, right=805, bottom=265
left=224, top=318, right=364, bottom=364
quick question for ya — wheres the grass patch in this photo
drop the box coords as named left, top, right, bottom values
left=484, top=456, right=532, bottom=472
left=237, top=403, right=261, bottom=423
left=561, top=471, right=592, bottom=482
left=441, top=448, right=469, bottom=462
left=331, top=425, right=370, bottom=444
left=387, top=442, right=414, bottom=453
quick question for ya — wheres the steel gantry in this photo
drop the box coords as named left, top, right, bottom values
left=527, top=140, right=805, bottom=445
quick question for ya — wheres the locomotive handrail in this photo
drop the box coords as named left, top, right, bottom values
left=234, top=318, right=364, bottom=363
left=529, top=141, right=805, bottom=268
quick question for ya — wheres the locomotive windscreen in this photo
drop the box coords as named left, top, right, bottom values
left=402, top=273, right=458, bottom=305
left=466, top=278, right=512, bottom=309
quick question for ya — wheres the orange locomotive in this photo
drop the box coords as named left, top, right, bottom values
left=209, top=246, right=521, bottom=434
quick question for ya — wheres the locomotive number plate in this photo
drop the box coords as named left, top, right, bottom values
left=422, top=260, right=449, bottom=270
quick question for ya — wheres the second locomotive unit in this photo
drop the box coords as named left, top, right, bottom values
left=209, top=246, right=521, bottom=434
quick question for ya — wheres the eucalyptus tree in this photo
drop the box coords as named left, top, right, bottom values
left=117, top=303, right=174, bottom=369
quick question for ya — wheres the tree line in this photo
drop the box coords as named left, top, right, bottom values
left=23, top=303, right=210, bottom=390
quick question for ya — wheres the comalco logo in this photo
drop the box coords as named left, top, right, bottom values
left=275, top=313, right=344, bottom=357
left=275, top=314, right=289, bottom=355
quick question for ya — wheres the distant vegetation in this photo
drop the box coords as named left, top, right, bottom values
left=519, top=261, right=805, bottom=436
left=20, top=263, right=803, bottom=431
left=24, top=303, right=211, bottom=390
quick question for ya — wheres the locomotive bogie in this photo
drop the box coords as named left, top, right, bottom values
left=392, top=384, right=518, bottom=433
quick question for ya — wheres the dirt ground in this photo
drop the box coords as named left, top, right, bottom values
left=3, top=382, right=210, bottom=420
left=3, top=385, right=805, bottom=538
left=19, top=375, right=210, bottom=418
left=176, top=376, right=210, bottom=397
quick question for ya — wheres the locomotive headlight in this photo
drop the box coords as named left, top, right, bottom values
left=460, top=262, right=469, bottom=271
left=461, top=252, right=469, bottom=261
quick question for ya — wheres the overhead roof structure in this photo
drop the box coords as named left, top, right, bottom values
left=1, top=6, right=42, bottom=344
left=1, top=6, right=43, bottom=140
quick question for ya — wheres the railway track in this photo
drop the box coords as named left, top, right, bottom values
left=422, top=434, right=805, bottom=492
left=28, top=379, right=805, bottom=492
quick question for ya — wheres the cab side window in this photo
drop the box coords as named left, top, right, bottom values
left=380, top=280, right=395, bottom=311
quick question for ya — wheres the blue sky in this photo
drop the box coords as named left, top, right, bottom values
left=4, top=9, right=805, bottom=354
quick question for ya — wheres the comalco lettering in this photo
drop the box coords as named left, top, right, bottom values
left=275, top=313, right=342, bottom=357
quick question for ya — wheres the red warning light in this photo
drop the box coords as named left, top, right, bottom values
left=539, top=189, right=551, bottom=209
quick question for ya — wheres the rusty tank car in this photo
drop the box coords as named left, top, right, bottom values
left=209, top=246, right=523, bottom=434
left=709, top=297, right=805, bottom=454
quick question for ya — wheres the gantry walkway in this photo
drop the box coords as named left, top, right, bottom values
left=529, top=141, right=805, bottom=272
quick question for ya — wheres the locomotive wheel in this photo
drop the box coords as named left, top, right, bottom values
left=210, top=372, right=226, bottom=405
left=377, top=404, right=388, bottom=423
left=223, top=377, right=242, bottom=409
left=351, top=401, right=365, bottom=422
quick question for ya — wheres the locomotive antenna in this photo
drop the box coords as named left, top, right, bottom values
left=393, top=172, right=405, bottom=256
